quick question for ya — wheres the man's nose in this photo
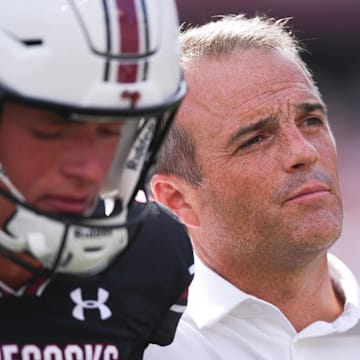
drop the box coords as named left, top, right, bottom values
left=281, top=128, right=319, bottom=172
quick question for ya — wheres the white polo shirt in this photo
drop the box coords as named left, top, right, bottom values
left=145, top=253, right=360, bottom=360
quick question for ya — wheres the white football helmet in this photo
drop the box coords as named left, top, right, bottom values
left=0, top=0, right=186, bottom=275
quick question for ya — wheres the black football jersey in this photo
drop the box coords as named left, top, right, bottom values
left=0, top=202, right=194, bottom=360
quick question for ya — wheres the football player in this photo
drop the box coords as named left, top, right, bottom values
left=0, top=0, right=193, bottom=359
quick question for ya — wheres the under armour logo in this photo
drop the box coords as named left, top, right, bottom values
left=70, top=288, right=112, bottom=321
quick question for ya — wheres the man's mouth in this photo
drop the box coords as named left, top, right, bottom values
left=284, top=183, right=331, bottom=204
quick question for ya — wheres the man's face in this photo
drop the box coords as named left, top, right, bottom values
left=179, top=49, right=343, bottom=267
left=0, top=101, right=122, bottom=217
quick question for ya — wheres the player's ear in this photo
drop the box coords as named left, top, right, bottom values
left=151, top=173, right=200, bottom=228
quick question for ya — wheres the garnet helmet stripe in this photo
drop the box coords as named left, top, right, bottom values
left=116, top=0, right=140, bottom=83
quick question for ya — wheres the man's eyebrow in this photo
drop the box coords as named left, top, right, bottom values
left=227, top=115, right=278, bottom=148
left=296, top=102, right=327, bottom=115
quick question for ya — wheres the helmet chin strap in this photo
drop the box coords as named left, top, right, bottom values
left=0, top=228, right=67, bottom=278
left=0, top=203, right=129, bottom=276
left=0, top=244, right=46, bottom=276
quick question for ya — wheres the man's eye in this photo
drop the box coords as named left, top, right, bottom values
left=305, top=117, right=324, bottom=127
left=239, top=135, right=264, bottom=149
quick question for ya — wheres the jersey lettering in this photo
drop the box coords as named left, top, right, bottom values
left=0, top=344, right=119, bottom=360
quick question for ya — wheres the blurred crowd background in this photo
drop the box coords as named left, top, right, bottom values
left=176, top=0, right=360, bottom=279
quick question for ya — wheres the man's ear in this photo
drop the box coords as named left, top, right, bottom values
left=151, top=173, right=200, bottom=228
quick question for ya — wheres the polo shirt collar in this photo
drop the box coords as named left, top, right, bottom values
left=188, top=253, right=360, bottom=330
left=188, top=254, right=253, bottom=329
left=328, top=253, right=360, bottom=308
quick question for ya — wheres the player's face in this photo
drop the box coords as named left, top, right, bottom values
left=177, top=49, right=343, bottom=267
left=0, top=101, right=122, bottom=218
